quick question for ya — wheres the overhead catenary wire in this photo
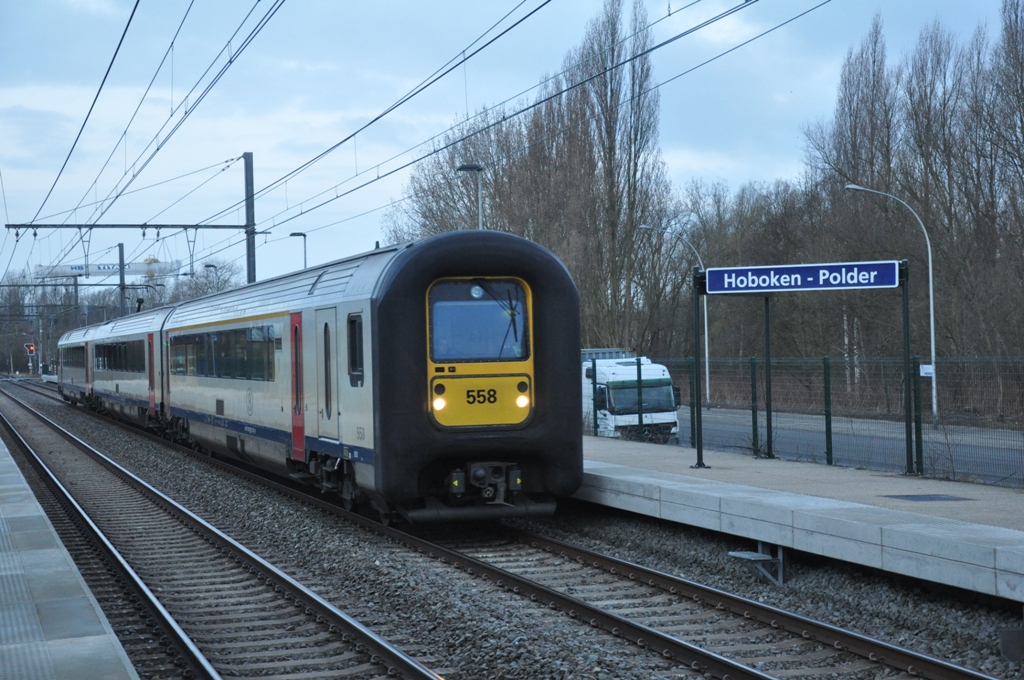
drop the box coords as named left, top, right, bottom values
left=190, top=0, right=827, bottom=274
left=21, top=2, right=284, bottom=283
left=87, top=0, right=287, bottom=225
left=24, top=1, right=564, bottom=280
left=224, top=0, right=711, bottom=235
left=32, top=158, right=242, bottom=225
left=0, top=168, right=10, bottom=271
left=239, top=0, right=773, bottom=235
left=5, top=1, right=141, bottom=285
left=199, top=0, right=555, bottom=226
left=151, top=0, right=790, bottom=270
left=30, top=0, right=830, bottom=284
left=81, top=1, right=557, bottom=275
left=65, top=0, right=198, bottom=227
left=29, top=0, right=141, bottom=226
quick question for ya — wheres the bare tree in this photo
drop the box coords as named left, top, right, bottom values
left=384, top=0, right=674, bottom=353
left=166, top=259, right=242, bottom=303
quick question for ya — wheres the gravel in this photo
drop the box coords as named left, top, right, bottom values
left=24, top=390, right=1024, bottom=679
left=513, top=501, right=1024, bottom=679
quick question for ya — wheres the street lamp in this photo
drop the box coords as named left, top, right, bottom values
left=845, top=183, right=938, bottom=425
left=290, top=232, right=307, bottom=269
left=204, top=263, right=220, bottom=290
left=639, top=224, right=710, bottom=407
left=457, top=163, right=484, bottom=230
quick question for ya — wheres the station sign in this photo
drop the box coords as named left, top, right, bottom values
left=705, top=260, right=899, bottom=295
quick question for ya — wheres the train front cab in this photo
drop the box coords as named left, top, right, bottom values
left=426, top=277, right=534, bottom=507
left=373, top=230, right=583, bottom=522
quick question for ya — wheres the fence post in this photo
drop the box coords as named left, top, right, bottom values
left=688, top=357, right=696, bottom=448
left=750, top=356, right=759, bottom=453
left=824, top=356, right=833, bottom=465
left=913, top=355, right=924, bottom=474
left=636, top=356, right=644, bottom=439
left=591, top=358, right=598, bottom=437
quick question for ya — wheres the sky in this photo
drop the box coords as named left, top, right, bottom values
left=0, top=0, right=1005, bottom=288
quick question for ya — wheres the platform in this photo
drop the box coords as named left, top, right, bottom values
left=0, top=438, right=138, bottom=679
left=576, top=436, right=1024, bottom=603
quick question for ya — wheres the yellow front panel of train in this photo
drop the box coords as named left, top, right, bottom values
left=430, top=375, right=532, bottom=427
left=427, top=277, right=534, bottom=429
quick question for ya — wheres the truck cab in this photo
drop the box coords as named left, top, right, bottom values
left=582, top=355, right=679, bottom=443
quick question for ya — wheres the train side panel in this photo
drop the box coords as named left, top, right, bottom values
left=85, top=308, right=174, bottom=426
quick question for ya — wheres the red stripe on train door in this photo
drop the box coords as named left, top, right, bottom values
left=290, top=312, right=305, bottom=462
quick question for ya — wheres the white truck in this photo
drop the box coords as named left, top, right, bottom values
left=582, top=352, right=680, bottom=443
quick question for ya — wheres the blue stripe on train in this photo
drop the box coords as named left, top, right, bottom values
left=167, top=404, right=375, bottom=465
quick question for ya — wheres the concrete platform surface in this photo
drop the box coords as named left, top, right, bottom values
left=0, top=439, right=139, bottom=680
left=576, top=436, right=1024, bottom=603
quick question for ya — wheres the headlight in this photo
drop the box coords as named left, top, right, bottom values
left=433, top=397, right=447, bottom=411
left=515, top=395, right=530, bottom=408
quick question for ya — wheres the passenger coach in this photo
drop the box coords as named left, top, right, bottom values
left=59, top=230, right=583, bottom=522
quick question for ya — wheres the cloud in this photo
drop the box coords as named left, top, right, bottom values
left=662, top=144, right=803, bottom=187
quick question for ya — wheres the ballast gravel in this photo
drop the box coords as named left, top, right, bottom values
left=25, top=393, right=1024, bottom=679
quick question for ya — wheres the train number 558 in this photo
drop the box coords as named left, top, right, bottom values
left=466, top=389, right=498, bottom=405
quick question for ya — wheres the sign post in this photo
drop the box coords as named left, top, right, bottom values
left=695, top=260, right=914, bottom=473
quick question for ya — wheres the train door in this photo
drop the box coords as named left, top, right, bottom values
left=315, top=308, right=341, bottom=442
left=84, top=341, right=91, bottom=396
left=290, top=312, right=305, bottom=462
left=339, top=309, right=371, bottom=471
left=147, top=333, right=156, bottom=417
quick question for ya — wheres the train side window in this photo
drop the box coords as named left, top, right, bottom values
left=250, top=327, right=269, bottom=381
left=347, top=314, right=363, bottom=387
left=266, top=327, right=275, bottom=381
left=234, top=329, right=249, bottom=380
left=195, top=335, right=208, bottom=376
left=323, top=323, right=332, bottom=417
left=170, top=340, right=185, bottom=375
left=215, top=333, right=233, bottom=378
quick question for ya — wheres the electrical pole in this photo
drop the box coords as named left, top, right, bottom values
left=244, top=152, right=256, bottom=283
left=6, top=151, right=259, bottom=284
left=118, top=243, right=127, bottom=317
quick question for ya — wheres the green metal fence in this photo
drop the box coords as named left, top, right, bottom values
left=656, top=357, right=1024, bottom=488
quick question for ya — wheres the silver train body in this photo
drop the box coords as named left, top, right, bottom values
left=58, top=231, right=583, bottom=521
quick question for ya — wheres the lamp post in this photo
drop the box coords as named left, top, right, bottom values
left=845, top=183, right=938, bottom=426
left=204, top=263, right=220, bottom=291
left=457, top=163, right=484, bottom=230
left=639, top=225, right=710, bottom=407
left=290, top=232, right=307, bottom=269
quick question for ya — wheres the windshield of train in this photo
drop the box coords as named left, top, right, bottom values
left=607, top=384, right=676, bottom=413
left=429, top=279, right=529, bottom=362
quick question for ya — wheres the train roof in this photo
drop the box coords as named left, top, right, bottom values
left=163, top=242, right=407, bottom=330
left=58, top=305, right=176, bottom=345
left=55, top=241, right=409, bottom=344
left=56, top=230, right=566, bottom=342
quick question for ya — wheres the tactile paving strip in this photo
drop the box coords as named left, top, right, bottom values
left=0, top=641, right=56, bottom=680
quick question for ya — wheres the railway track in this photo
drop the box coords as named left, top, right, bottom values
left=418, top=526, right=1002, bottom=680
left=6, top=420, right=192, bottom=678
left=0, top=387, right=440, bottom=680
left=7, top=381, right=1005, bottom=679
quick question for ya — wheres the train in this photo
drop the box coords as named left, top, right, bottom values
left=57, top=230, right=583, bottom=522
